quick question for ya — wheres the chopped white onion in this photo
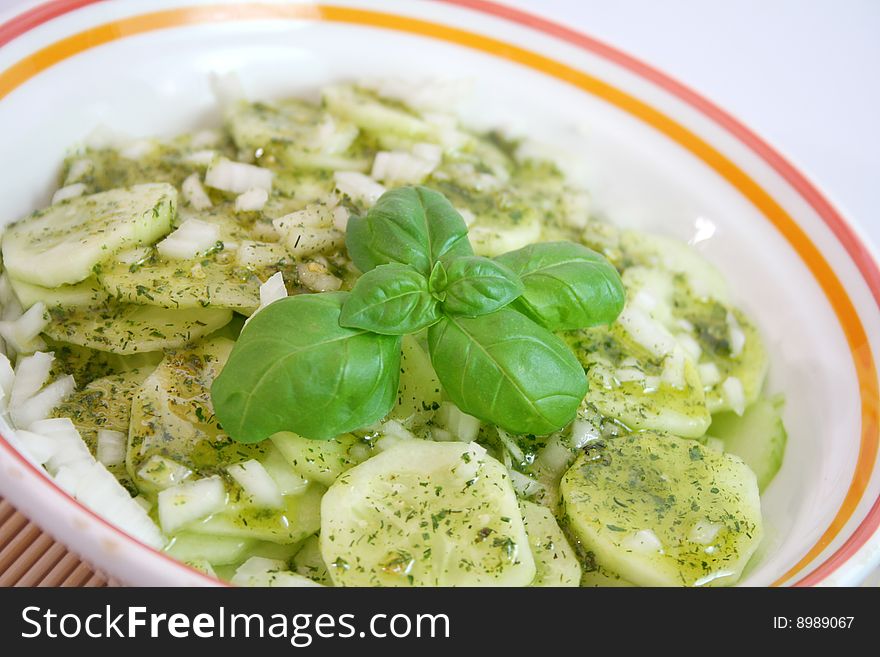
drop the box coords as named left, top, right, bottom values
left=296, top=262, right=342, bottom=292
left=721, top=376, right=746, bottom=416
left=137, top=454, right=192, bottom=490
left=11, top=374, right=75, bottom=428
left=614, top=367, right=646, bottom=383
left=275, top=218, right=344, bottom=257
left=661, top=348, right=686, bottom=390
left=181, top=173, right=212, bottom=210
left=14, top=429, right=56, bottom=464
left=228, top=459, right=283, bottom=508
left=509, top=469, right=545, bottom=497
left=370, top=144, right=440, bottom=184
left=0, top=353, right=14, bottom=399
left=245, top=272, right=288, bottom=326
left=51, top=183, right=86, bottom=204
left=570, top=418, right=600, bottom=449
left=235, top=187, right=269, bottom=212
left=158, top=476, right=226, bottom=534
left=727, top=312, right=746, bottom=358
left=333, top=171, right=385, bottom=206
left=274, top=204, right=334, bottom=230
left=156, top=218, right=220, bottom=260
left=205, top=158, right=273, bottom=194
left=183, top=149, right=218, bottom=166
left=436, top=402, right=480, bottom=442
left=617, top=305, right=678, bottom=358
left=698, top=362, right=722, bottom=387
left=260, top=447, right=309, bottom=496
left=10, top=351, right=53, bottom=408
left=496, top=428, right=525, bottom=466
left=643, top=375, right=662, bottom=393
left=96, top=429, right=126, bottom=467
left=0, top=301, right=49, bottom=353
left=676, top=333, right=702, bottom=361
left=332, top=205, right=350, bottom=232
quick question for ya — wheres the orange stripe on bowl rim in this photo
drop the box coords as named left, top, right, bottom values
left=0, top=2, right=877, bottom=586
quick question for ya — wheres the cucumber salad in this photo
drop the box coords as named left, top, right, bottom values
left=0, top=81, right=786, bottom=587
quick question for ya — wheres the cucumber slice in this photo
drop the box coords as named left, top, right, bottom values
left=9, top=276, right=109, bottom=310
left=320, top=440, right=535, bottom=587
left=390, top=335, right=441, bottom=423
left=293, top=535, right=333, bottom=586
left=97, top=253, right=262, bottom=312
left=231, top=556, right=323, bottom=587
left=710, top=396, right=787, bottom=491
left=560, top=433, right=762, bottom=587
left=520, top=501, right=581, bottom=587
left=270, top=432, right=368, bottom=487
left=322, top=85, right=433, bottom=141
left=53, top=368, right=149, bottom=453
left=2, top=183, right=176, bottom=288
left=190, top=484, right=323, bottom=544
left=566, top=321, right=711, bottom=438
left=47, top=339, right=162, bottom=386
left=126, top=337, right=263, bottom=490
left=682, top=299, right=768, bottom=414
left=44, top=302, right=231, bottom=355
left=165, top=532, right=255, bottom=566
left=227, top=100, right=362, bottom=171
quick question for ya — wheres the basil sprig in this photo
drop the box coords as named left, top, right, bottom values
left=212, top=186, right=624, bottom=442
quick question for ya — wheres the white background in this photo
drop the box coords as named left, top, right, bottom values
left=4, top=0, right=879, bottom=249
left=504, top=0, right=880, bottom=251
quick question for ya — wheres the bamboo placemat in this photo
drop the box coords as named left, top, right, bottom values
left=0, top=497, right=110, bottom=587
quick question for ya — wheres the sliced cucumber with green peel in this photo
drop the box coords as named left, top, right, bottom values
left=97, top=254, right=262, bottom=312
left=270, top=431, right=368, bottom=487
left=53, top=368, right=150, bottom=453
left=9, top=276, right=109, bottom=310
left=560, top=433, right=762, bottom=587
left=190, top=484, right=323, bottom=544
left=710, top=396, right=787, bottom=491
left=520, top=501, right=581, bottom=587
left=126, top=337, right=263, bottom=489
left=390, top=335, right=441, bottom=423
left=47, top=338, right=162, bottom=386
left=321, top=440, right=535, bottom=586
left=45, top=302, right=231, bottom=354
left=293, top=535, right=333, bottom=586
left=165, top=532, right=255, bottom=566
left=2, top=183, right=176, bottom=288
left=566, top=322, right=711, bottom=438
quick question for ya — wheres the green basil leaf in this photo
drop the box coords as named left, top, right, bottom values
left=345, top=186, right=473, bottom=276
left=428, top=309, right=587, bottom=435
left=211, top=293, right=401, bottom=442
left=339, top=263, right=441, bottom=335
left=496, top=241, right=625, bottom=330
left=440, top=256, right=524, bottom=317
left=428, top=260, right=448, bottom=301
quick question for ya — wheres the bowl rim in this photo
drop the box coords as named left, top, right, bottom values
left=0, top=0, right=877, bottom=587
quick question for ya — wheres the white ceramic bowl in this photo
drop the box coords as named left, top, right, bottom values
left=1, top=0, right=878, bottom=586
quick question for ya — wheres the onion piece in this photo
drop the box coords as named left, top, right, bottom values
left=96, top=429, right=126, bottom=467
left=158, top=476, right=226, bottom=534
left=181, top=173, right=212, bottom=210
left=205, top=158, right=273, bottom=194
left=51, top=183, right=86, bottom=204
left=227, top=459, right=283, bottom=508
left=156, top=218, right=220, bottom=260
left=234, top=187, right=269, bottom=212
left=333, top=171, right=385, bottom=206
